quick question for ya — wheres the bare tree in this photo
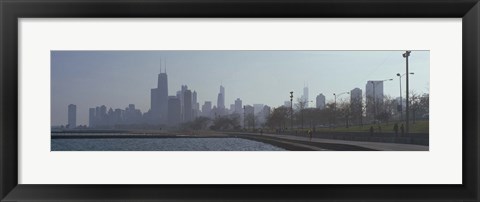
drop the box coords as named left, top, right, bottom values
left=266, top=106, right=289, bottom=131
left=336, top=100, right=351, bottom=128
left=295, top=98, right=308, bottom=129
left=350, top=96, right=364, bottom=126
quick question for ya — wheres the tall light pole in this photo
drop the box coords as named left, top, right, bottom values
left=290, top=91, right=293, bottom=131
left=396, top=72, right=414, bottom=121
left=369, top=79, right=393, bottom=123
left=403, top=51, right=411, bottom=134
left=243, top=105, right=246, bottom=130
left=333, top=92, right=349, bottom=127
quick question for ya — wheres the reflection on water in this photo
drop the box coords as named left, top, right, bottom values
left=51, top=137, right=285, bottom=151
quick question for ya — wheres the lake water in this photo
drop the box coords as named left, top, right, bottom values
left=51, top=137, right=285, bottom=151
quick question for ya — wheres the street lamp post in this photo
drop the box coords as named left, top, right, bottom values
left=333, top=92, right=349, bottom=127
left=243, top=106, right=246, bottom=130
left=396, top=72, right=414, bottom=122
left=290, top=91, right=293, bottom=131
left=403, top=51, right=411, bottom=134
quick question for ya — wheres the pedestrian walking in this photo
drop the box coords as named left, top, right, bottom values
left=308, top=129, right=312, bottom=141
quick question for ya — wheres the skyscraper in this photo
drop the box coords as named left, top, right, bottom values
left=234, top=98, right=242, bottom=114
left=350, top=88, right=363, bottom=125
left=183, top=90, right=193, bottom=122
left=202, top=101, right=212, bottom=118
left=244, top=105, right=255, bottom=129
left=67, top=104, right=76, bottom=129
left=350, top=88, right=363, bottom=105
left=176, top=85, right=189, bottom=121
left=167, top=96, right=181, bottom=126
left=150, top=62, right=168, bottom=124
left=88, top=108, right=95, bottom=128
left=258, top=105, right=271, bottom=125
left=316, top=93, right=326, bottom=109
left=99, top=105, right=107, bottom=126
left=303, top=86, right=309, bottom=108
left=366, top=80, right=384, bottom=119
left=217, top=85, right=225, bottom=116
left=217, top=85, right=225, bottom=110
left=253, top=104, right=264, bottom=115
left=192, top=91, right=199, bottom=118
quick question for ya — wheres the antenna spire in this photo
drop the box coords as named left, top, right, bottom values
left=164, top=57, right=167, bottom=74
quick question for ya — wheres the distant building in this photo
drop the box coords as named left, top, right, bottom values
left=183, top=90, right=193, bottom=122
left=150, top=66, right=168, bottom=124
left=176, top=85, right=189, bottom=121
left=366, top=80, right=385, bottom=119
left=216, top=85, right=225, bottom=116
left=234, top=98, right=242, bottom=114
left=100, top=105, right=107, bottom=125
left=211, top=106, right=218, bottom=118
left=350, top=88, right=362, bottom=106
left=88, top=108, right=95, bottom=128
left=192, top=91, right=199, bottom=118
left=258, top=105, right=271, bottom=125
left=316, top=93, right=326, bottom=109
left=202, top=101, right=212, bottom=118
left=350, top=88, right=363, bottom=124
left=125, top=104, right=142, bottom=124
left=217, top=85, right=225, bottom=109
left=67, top=104, right=76, bottom=129
left=303, top=86, right=309, bottom=108
left=253, top=104, right=264, bottom=114
left=167, top=96, right=181, bottom=126
left=395, top=97, right=406, bottom=112
left=244, top=105, right=255, bottom=128
left=113, top=108, right=123, bottom=124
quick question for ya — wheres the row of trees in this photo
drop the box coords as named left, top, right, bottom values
left=176, top=92, right=429, bottom=132
left=265, top=92, right=429, bottom=130
left=180, top=113, right=259, bottom=131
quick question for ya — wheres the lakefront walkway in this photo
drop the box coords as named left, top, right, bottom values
left=227, top=132, right=429, bottom=151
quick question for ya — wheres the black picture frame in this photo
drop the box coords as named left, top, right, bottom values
left=1, top=0, right=479, bottom=201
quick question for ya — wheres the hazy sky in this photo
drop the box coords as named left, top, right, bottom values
left=51, top=50, right=429, bottom=126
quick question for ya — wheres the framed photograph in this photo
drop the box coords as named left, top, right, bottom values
left=1, top=0, right=478, bottom=201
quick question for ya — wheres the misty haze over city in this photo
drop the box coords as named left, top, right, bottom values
left=51, top=50, right=429, bottom=127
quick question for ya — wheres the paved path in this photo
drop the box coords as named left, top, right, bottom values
left=228, top=132, right=428, bottom=151
left=262, top=133, right=428, bottom=151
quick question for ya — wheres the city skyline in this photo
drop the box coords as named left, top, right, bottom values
left=51, top=50, right=429, bottom=126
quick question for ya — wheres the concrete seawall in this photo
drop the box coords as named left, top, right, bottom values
left=274, top=131, right=429, bottom=146
left=51, top=133, right=377, bottom=151
left=51, top=132, right=427, bottom=151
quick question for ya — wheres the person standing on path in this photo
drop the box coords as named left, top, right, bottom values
left=393, top=123, right=399, bottom=135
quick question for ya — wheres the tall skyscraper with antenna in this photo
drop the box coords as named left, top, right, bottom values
left=303, top=84, right=309, bottom=108
left=217, top=85, right=225, bottom=115
left=150, top=58, right=169, bottom=124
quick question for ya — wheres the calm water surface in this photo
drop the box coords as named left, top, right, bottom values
left=51, top=137, right=285, bottom=151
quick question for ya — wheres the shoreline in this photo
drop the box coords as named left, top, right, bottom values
left=51, top=132, right=382, bottom=151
